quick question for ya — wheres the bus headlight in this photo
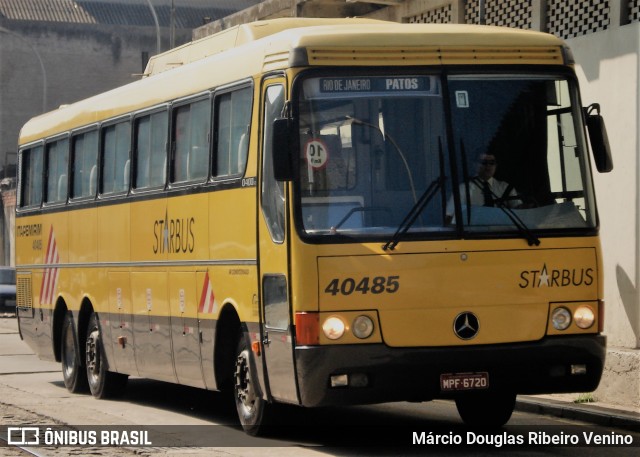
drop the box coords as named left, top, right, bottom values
left=574, top=306, right=595, bottom=329
left=551, top=307, right=572, bottom=331
left=352, top=315, right=374, bottom=339
left=322, top=316, right=346, bottom=340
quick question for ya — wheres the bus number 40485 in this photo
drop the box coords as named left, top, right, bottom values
left=324, top=276, right=400, bottom=296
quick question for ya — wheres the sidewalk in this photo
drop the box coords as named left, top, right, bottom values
left=517, top=395, right=640, bottom=431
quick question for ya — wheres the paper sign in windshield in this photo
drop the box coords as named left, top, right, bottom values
left=305, top=138, right=329, bottom=170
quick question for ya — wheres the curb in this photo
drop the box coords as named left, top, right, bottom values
left=0, top=307, right=15, bottom=318
left=516, top=396, right=640, bottom=432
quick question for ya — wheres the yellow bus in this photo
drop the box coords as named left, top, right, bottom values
left=16, top=18, right=612, bottom=434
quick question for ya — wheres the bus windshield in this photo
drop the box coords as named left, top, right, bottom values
left=293, top=72, right=597, bottom=242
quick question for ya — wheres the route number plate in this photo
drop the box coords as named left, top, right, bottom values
left=440, top=372, right=489, bottom=391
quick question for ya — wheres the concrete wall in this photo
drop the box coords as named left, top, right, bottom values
left=572, top=23, right=639, bottom=349
left=570, top=22, right=640, bottom=407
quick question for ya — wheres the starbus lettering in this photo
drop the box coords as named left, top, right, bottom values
left=519, top=264, right=594, bottom=289
left=153, top=213, right=195, bottom=254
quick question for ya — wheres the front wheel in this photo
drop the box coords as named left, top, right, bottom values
left=61, top=311, right=88, bottom=393
left=234, top=335, right=267, bottom=436
left=455, top=392, right=516, bottom=428
left=85, top=312, right=128, bottom=399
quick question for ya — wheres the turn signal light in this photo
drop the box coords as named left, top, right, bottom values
left=598, top=300, right=604, bottom=333
left=295, top=312, right=319, bottom=346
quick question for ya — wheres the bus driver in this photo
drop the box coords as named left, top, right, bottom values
left=446, top=153, right=521, bottom=222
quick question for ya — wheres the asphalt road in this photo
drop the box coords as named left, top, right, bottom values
left=0, top=316, right=637, bottom=456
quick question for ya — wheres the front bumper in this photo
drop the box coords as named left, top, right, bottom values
left=295, top=335, right=606, bottom=407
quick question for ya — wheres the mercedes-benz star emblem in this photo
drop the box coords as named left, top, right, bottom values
left=453, top=312, right=480, bottom=340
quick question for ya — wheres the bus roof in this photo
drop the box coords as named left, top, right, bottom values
left=19, top=18, right=566, bottom=145
left=144, top=17, right=564, bottom=76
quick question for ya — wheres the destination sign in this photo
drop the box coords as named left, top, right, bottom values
left=319, top=76, right=431, bottom=93
left=304, top=76, right=440, bottom=99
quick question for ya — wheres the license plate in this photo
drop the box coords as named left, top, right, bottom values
left=440, top=372, right=489, bottom=391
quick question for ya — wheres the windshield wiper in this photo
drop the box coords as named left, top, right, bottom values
left=493, top=197, right=540, bottom=246
left=477, top=180, right=539, bottom=246
left=382, top=176, right=445, bottom=251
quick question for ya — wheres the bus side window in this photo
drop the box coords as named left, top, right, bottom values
left=172, top=98, right=210, bottom=184
left=261, top=84, right=285, bottom=242
left=45, top=138, right=69, bottom=204
left=19, top=145, right=44, bottom=208
left=71, top=130, right=98, bottom=199
left=134, top=110, right=167, bottom=190
left=214, top=85, right=252, bottom=178
left=101, top=120, right=131, bottom=195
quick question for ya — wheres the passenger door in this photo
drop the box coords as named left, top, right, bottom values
left=257, top=80, right=299, bottom=404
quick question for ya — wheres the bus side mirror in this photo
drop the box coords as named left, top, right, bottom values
left=585, top=104, right=613, bottom=173
left=272, top=118, right=294, bottom=181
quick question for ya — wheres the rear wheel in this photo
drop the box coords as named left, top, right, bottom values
left=234, top=335, right=267, bottom=435
left=85, top=312, right=128, bottom=398
left=61, top=311, right=88, bottom=393
left=455, top=392, right=516, bottom=428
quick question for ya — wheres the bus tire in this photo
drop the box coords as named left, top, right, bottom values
left=85, top=312, right=128, bottom=399
left=61, top=311, right=88, bottom=393
left=455, top=392, right=516, bottom=428
left=234, top=334, right=266, bottom=436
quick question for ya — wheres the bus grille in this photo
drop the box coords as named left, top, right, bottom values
left=306, top=46, right=563, bottom=66
left=17, top=276, right=32, bottom=309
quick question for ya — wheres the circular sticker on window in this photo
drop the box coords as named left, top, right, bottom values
left=305, top=138, right=329, bottom=170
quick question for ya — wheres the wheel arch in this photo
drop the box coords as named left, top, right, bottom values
left=52, top=296, right=95, bottom=362
left=213, top=302, right=243, bottom=391
left=52, top=299, right=68, bottom=362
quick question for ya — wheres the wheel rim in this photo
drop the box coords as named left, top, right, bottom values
left=86, top=328, right=100, bottom=387
left=235, top=349, right=257, bottom=415
left=62, top=324, right=76, bottom=379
